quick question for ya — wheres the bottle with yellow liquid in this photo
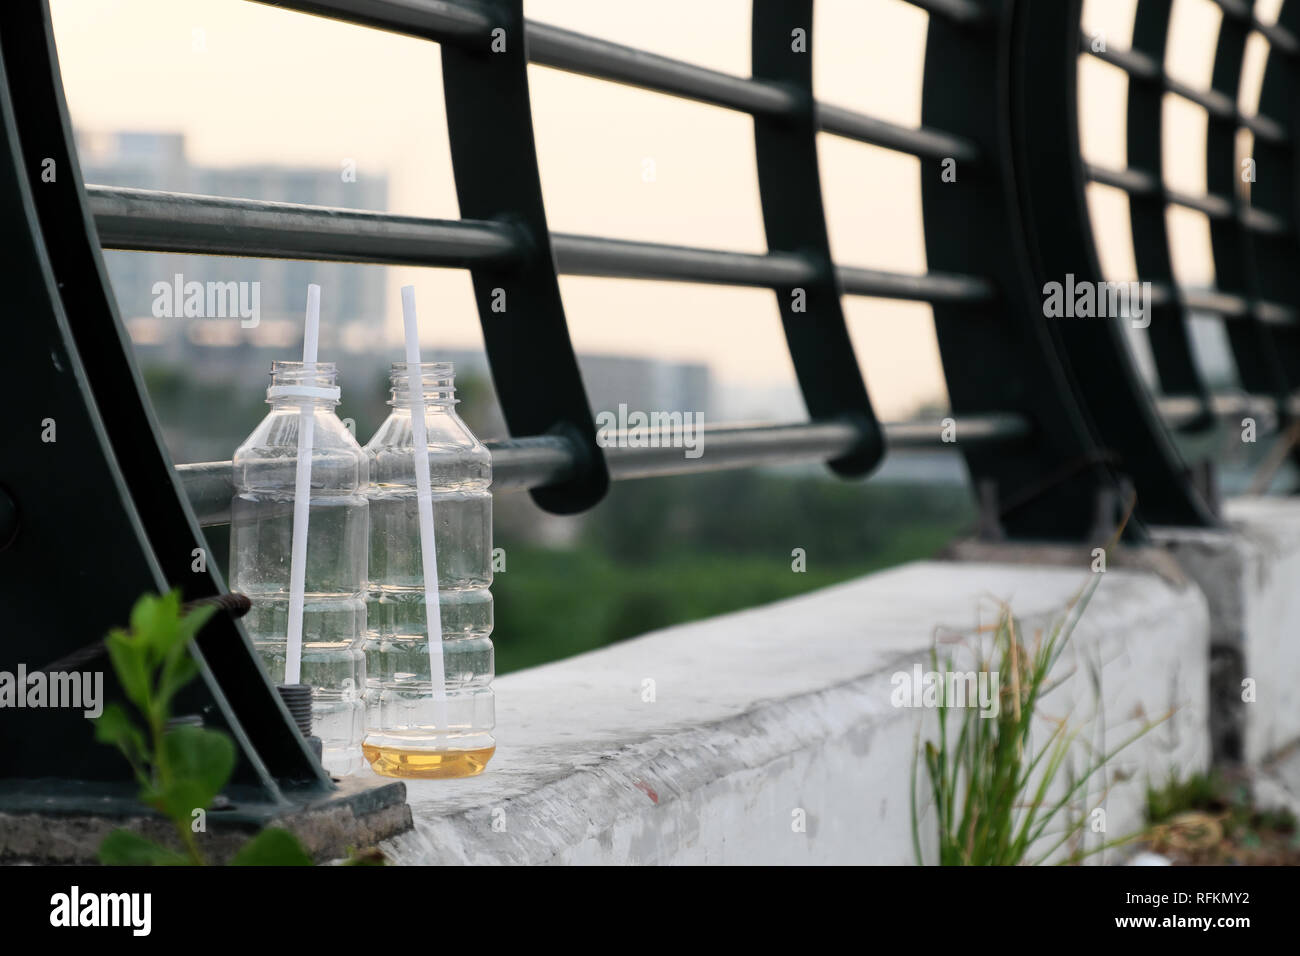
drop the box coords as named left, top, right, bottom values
left=362, top=362, right=495, bottom=778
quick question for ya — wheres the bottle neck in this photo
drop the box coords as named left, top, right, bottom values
left=266, top=361, right=341, bottom=409
left=389, top=361, right=456, bottom=409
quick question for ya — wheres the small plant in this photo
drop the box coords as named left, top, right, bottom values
left=910, top=578, right=1167, bottom=865
left=1143, top=770, right=1300, bottom=864
left=94, top=591, right=311, bottom=866
left=1145, top=769, right=1222, bottom=824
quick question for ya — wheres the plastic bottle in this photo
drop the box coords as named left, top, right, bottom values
left=363, top=362, right=495, bottom=778
left=229, top=360, right=369, bottom=775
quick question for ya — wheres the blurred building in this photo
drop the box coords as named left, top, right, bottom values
left=76, top=129, right=388, bottom=390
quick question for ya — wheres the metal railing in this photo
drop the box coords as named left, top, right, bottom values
left=85, top=0, right=1036, bottom=522
left=1078, top=0, right=1300, bottom=423
left=6, top=0, right=1300, bottom=814
left=64, top=0, right=1300, bottom=538
left=34, top=0, right=1300, bottom=531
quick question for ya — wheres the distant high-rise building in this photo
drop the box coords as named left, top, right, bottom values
left=76, top=129, right=388, bottom=386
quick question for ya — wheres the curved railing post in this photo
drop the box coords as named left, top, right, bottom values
left=0, top=0, right=335, bottom=797
left=441, top=0, right=610, bottom=514
left=750, top=0, right=884, bottom=477
left=1008, top=0, right=1217, bottom=528
left=1249, top=0, right=1300, bottom=415
left=922, top=0, right=1130, bottom=539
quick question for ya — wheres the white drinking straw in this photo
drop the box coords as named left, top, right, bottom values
left=401, top=286, right=449, bottom=723
left=284, top=284, right=321, bottom=685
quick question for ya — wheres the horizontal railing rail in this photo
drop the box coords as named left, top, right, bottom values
left=178, top=413, right=1032, bottom=526
left=1085, top=163, right=1290, bottom=236
left=1080, top=33, right=1288, bottom=143
left=87, top=185, right=996, bottom=303
left=89, top=185, right=521, bottom=267
left=177, top=389, right=1291, bottom=526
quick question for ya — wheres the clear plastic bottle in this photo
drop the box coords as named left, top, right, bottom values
left=363, top=362, right=495, bottom=778
left=229, top=361, right=369, bottom=776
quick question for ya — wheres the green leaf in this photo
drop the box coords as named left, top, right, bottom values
left=131, top=592, right=179, bottom=656
left=98, top=829, right=190, bottom=866
left=151, top=596, right=207, bottom=662
left=156, top=726, right=235, bottom=820
left=105, top=630, right=150, bottom=713
left=128, top=593, right=166, bottom=644
left=230, top=828, right=313, bottom=866
left=157, top=650, right=200, bottom=711
left=94, top=704, right=146, bottom=761
left=142, top=594, right=185, bottom=665
left=159, top=601, right=213, bottom=706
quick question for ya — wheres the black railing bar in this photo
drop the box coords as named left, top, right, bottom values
left=1085, top=164, right=1289, bottom=233
left=482, top=434, right=575, bottom=489
left=1087, top=163, right=1230, bottom=216
left=248, top=0, right=492, bottom=44
left=1157, top=391, right=1297, bottom=428
left=884, top=413, right=1029, bottom=446
left=1149, top=282, right=1298, bottom=324
left=88, top=185, right=521, bottom=267
left=256, top=0, right=995, bottom=51
left=1165, top=76, right=1286, bottom=142
left=1080, top=36, right=1287, bottom=143
left=1242, top=206, right=1291, bottom=236
left=551, top=233, right=814, bottom=287
left=255, top=4, right=982, bottom=166
left=1148, top=284, right=1244, bottom=313
left=815, top=103, right=980, bottom=163
left=89, top=185, right=993, bottom=303
left=837, top=265, right=996, bottom=303
left=602, top=421, right=864, bottom=480
left=1234, top=108, right=1286, bottom=143
left=251, top=3, right=1285, bottom=158
left=1209, top=0, right=1252, bottom=16
left=1083, top=36, right=1162, bottom=78
left=555, top=234, right=996, bottom=302
left=1086, top=163, right=1161, bottom=194
left=177, top=436, right=573, bottom=526
left=903, top=0, right=988, bottom=25
left=601, top=416, right=1020, bottom=480
left=1163, top=189, right=1232, bottom=220
left=527, top=22, right=979, bottom=164
left=1209, top=0, right=1300, bottom=55
left=179, top=413, right=1029, bottom=525
left=1255, top=18, right=1300, bottom=56
left=1253, top=301, right=1298, bottom=326
left=1167, top=78, right=1237, bottom=118
left=525, top=21, right=796, bottom=117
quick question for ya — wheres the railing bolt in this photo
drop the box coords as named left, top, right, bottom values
left=277, top=683, right=323, bottom=763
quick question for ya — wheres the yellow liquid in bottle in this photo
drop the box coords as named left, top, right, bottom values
left=363, top=744, right=495, bottom=779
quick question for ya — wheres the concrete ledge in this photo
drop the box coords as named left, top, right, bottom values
left=380, top=559, right=1209, bottom=865
left=1223, top=498, right=1300, bottom=762
left=1153, top=497, right=1300, bottom=765
left=0, top=776, right=412, bottom=865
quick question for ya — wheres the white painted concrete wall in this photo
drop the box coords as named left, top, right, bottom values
left=380, top=558, right=1209, bottom=865
left=1223, top=498, right=1300, bottom=762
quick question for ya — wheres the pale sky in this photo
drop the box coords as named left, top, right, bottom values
left=48, top=0, right=1265, bottom=418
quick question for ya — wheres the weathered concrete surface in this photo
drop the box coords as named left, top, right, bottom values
left=0, top=775, right=412, bottom=865
left=1224, top=498, right=1300, bottom=763
left=1152, top=497, right=1300, bottom=766
left=1151, top=524, right=1256, bottom=765
left=380, top=560, right=1209, bottom=865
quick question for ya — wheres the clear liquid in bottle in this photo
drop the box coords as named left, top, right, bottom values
left=363, top=362, right=495, bottom=778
